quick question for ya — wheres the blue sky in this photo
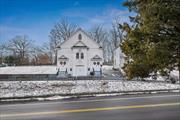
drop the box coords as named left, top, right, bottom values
left=0, top=0, right=133, bottom=45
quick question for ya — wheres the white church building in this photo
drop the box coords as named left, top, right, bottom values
left=56, top=28, right=103, bottom=77
left=113, top=47, right=125, bottom=72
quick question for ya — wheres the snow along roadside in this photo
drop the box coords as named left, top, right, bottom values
left=1, top=80, right=180, bottom=99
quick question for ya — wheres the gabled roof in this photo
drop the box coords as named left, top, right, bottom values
left=57, top=28, right=102, bottom=48
left=71, top=41, right=89, bottom=49
left=59, top=55, right=68, bottom=60
left=73, top=41, right=87, bottom=47
left=91, top=55, right=102, bottom=61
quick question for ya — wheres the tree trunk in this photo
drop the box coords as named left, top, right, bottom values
left=179, top=65, right=180, bottom=82
left=54, top=49, right=57, bottom=65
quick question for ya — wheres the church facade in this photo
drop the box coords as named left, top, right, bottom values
left=57, top=28, right=103, bottom=77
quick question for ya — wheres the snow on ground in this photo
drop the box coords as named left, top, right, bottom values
left=102, top=65, right=113, bottom=70
left=0, top=65, right=112, bottom=75
left=0, top=80, right=179, bottom=98
left=144, top=71, right=179, bottom=82
left=170, top=70, right=179, bottom=79
left=0, top=66, right=57, bottom=74
left=145, top=75, right=168, bottom=81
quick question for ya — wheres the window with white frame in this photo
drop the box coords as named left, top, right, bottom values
left=81, top=53, right=84, bottom=59
left=76, top=53, right=79, bottom=59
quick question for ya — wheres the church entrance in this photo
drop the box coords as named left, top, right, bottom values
left=76, top=65, right=86, bottom=76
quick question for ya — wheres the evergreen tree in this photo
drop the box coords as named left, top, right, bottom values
left=4, top=56, right=16, bottom=65
left=121, top=0, right=180, bottom=80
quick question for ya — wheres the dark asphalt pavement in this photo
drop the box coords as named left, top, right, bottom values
left=0, top=93, right=180, bottom=120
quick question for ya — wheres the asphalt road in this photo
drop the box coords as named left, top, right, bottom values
left=0, top=93, right=180, bottom=120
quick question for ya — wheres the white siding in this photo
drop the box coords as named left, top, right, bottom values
left=113, top=47, right=125, bottom=71
left=57, top=29, right=103, bottom=77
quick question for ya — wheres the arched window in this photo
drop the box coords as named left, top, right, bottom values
left=78, top=34, right=82, bottom=40
left=76, top=53, right=79, bottom=59
left=81, top=53, right=84, bottom=59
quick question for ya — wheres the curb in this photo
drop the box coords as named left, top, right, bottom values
left=1, top=89, right=180, bottom=103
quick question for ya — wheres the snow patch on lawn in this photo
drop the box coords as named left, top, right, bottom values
left=102, top=65, right=113, bottom=70
left=170, top=70, right=179, bottom=79
left=144, top=70, right=179, bottom=82
left=0, top=80, right=179, bottom=98
left=0, top=65, right=113, bottom=74
left=0, top=66, right=57, bottom=74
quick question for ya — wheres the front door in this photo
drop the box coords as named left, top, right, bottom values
left=76, top=66, right=86, bottom=76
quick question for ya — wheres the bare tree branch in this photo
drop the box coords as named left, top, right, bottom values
left=6, top=35, right=32, bottom=65
left=49, top=18, right=78, bottom=64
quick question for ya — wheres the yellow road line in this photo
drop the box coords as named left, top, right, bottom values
left=1, top=102, right=180, bottom=118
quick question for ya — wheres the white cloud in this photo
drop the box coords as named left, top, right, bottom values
left=59, top=7, right=134, bottom=30
left=0, top=7, right=135, bottom=44
left=89, top=17, right=106, bottom=24
left=86, top=8, right=134, bottom=29
left=108, top=8, right=130, bottom=17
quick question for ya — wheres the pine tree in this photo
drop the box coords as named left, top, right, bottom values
left=121, top=0, right=180, bottom=80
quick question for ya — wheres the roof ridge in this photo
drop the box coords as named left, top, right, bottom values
left=56, top=28, right=102, bottom=48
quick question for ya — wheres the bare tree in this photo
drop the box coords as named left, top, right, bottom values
left=0, top=43, right=6, bottom=64
left=30, top=41, right=53, bottom=65
left=88, top=20, right=125, bottom=63
left=89, top=25, right=113, bottom=62
left=90, top=25, right=107, bottom=45
left=49, top=18, right=78, bottom=64
left=30, top=45, right=43, bottom=65
left=102, top=38, right=113, bottom=62
left=108, top=17, right=126, bottom=64
left=111, top=24, right=119, bottom=49
left=110, top=17, right=125, bottom=50
left=41, top=42, right=53, bottom=64
left=6, top=35, right=32, bottom=65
